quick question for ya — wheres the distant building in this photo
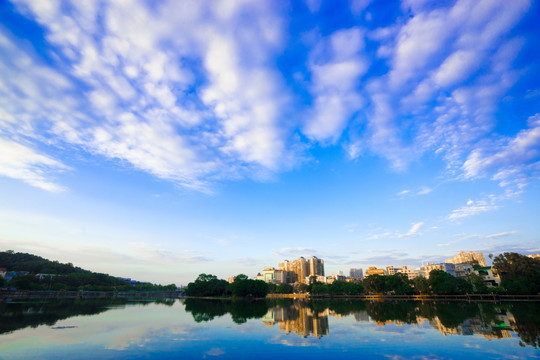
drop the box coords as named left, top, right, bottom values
left=349, top=268, right=363, bottom=280
left=277, top=256, right=325, bottom=284
left=385, top=266, right=396, bottom=275
left=419, top=263, right=455, bottom=279
left=3, top=271, right=29, bottom=282
left=309, top=256, right=325, bottom=277
left=454, top=263, right=473, bottom=279
left=326, top=273, right=346, bottom=284
left=472, top=266, right=501, bottom=287
left=396, top=266, right=419, bottom=280
left=526, top=254, right=540, bottom=259
left=0, top=268, right=6, bottom=278
left=262, top=267, right=277, bottom=283
left=446, top=251, right=487, bottom=267
left=365, top=267, right=385, bottom=276
left=291, top=257, right=309, bottom=283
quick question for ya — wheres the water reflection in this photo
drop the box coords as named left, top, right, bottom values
left=0, top=298, right=175, bottom=335
left=263, top=302, right=329, bottom=338
left=184, top=299, right=539, bottom=348
left=1, top=298, right=538, bottom=349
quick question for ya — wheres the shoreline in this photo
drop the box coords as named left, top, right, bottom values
left=0, top=289, right=181, bottom=300
left=186, top=293, right=540, bottom=302
left=2, top=289, right=539, bottom=302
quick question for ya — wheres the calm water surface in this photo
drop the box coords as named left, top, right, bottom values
left=0, top=298, right=538, bottom=359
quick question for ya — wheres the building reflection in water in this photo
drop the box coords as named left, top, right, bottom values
left=263, top=304, right=329, bottom=338
left=262, top=301, right=528, bottom=344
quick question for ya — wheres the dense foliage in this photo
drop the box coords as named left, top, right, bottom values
left=184, top=273, right=269, bottom=298
left=428, top=270, right=472, bottom=295
left=308, top=281, right=363, bottom=296
left=184, top=274, right=229, bottom=297
left=0, top=250, right=176, bottom=291
left=0, top=250, right=86, bottom=274
left=492, top=252, right=540, bottom=294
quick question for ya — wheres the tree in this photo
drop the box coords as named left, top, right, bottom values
left=229, top=277, right=268, bottom=298
left=185, top=274, right=228, bottom=297
left=362, top=275, right=385, bottom=294
left=310, top=283, right=328, bottom=295
left=428, top=270, right=459, bottom=295
left=234, top=274, right=249, bottom=281
left=468, top=272, right=488, bottom=293
left=413, top=276, right=430, bottom=294
left=275, top=283, right=293, bottom=294
left=384, top=274, right=413, bottom=295
left=492, top=252, right=540, bottom=294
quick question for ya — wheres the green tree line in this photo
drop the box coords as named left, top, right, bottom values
left=1, top=250, right=176, bottom=291
left=184, top=252, right=539, bottom=297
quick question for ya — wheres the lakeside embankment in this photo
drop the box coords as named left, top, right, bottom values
left=3, top=289, right=539, bottom=302
left=270, top=293, right=540, bottom=302
left=0, top=289, right=181, bottom=300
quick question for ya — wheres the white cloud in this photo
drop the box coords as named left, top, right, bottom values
left=0, top=137, right=68, bottom=192
left=463, top=113, right=540, bottom=188
left=399, top=222, right=424, bottom=238
left=303, top=28, right=368, bottom=143
left=417, top=187, right=432, bottom=195
left=448, top=199, right=498, bottom=220
left=3, top=0, right=296, bottom=191
left=398, top=190, right=410, bottom=196
left=368, top=222, right=424, bottom=240
left=1, top=0, right=537, bottom=196
left=352, top=0, right=531, bottom=178
left=485, top=231, right=517, bottom=239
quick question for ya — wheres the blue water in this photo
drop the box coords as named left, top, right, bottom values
left=0, top=299, right=538, bottom=359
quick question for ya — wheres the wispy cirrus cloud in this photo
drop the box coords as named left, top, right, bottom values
left=448, top=199, right=499, bottom=220
left=2, top=0, right=295, bottom=192
left=304, top=27, right=368, bottom=143
left=437, top=231, right=518, bottom=247
left=485, top=231, right=518, bottom=239
left=348, top=0, right=532, bottom=179
left=463, top=113, right=540, bottom=189
left=367, top=222, right=424, bottom=240
left=0, top=137, right=68, bottom=192
left=0, top=0, right=537, bottom=198
left=398, top=222, right=424, bottom=238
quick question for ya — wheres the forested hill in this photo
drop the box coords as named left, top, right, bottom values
left=0, top=250, right=86, bottom=274
left=0, top=250, right=177, bottom=291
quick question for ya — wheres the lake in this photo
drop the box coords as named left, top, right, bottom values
left=0, top=298, right=538, bottom=359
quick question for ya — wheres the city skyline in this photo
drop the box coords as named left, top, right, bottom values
left=1, top=1, right=539, bottom=285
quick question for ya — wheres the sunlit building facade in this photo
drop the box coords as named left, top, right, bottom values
left=446, top=251, right=487, bottom=267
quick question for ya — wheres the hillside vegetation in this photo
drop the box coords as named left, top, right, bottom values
left=0, top=250, right=176, bottom=291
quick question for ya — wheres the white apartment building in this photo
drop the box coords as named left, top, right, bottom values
left=419, top=262, right=456, bottom=279
left=396, top=266, right=420, bottom=280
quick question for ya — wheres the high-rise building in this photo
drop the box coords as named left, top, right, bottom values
left=446, top=251, right=487, bottom=267
left=308, top=256, right=324, bottom=277
left=291, top=257, right=309, bottom=283
left=386, top=266, right=396, bottom=275
left=349, top=268, right=363, bottom=279
left=277, top=256, right=325, bottom=284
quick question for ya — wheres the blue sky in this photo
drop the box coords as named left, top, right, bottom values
left=0, top=0, right=539, bottom=285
